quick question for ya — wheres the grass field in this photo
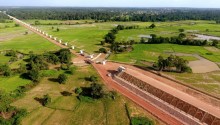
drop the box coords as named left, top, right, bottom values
left=35, top=23, right=112, bottom=53
left=165, top=71, right=220, bottom=96
left=109, top=44, right=220, bottom=63
left=0, top=75, right=31, bottom=92
left=11, top=66, right=158, bottom=125
left=0, top=33, right=60, bottom=54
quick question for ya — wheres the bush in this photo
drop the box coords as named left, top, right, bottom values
left=0, top=64, right=12, bottom=77
left=58, top=74, right=67, bottom=84
left=5, top=50, right=16, bottom=57
left=89, top=75, right=98, bottom=82
left=99, top=48, right=107, bottom=53
left=60, top=64, right=69, bottom=70
left=28, top=69, right=40, bottom=82
left=69, top=66, right=77, bottom=75
left=75, top=87, right=82, bottom=94
left=90, top=83, right=104, bottom=99
left=42, top=94, right=51, bottom=106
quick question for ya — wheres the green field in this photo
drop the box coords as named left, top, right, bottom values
left=109, top=44, right=220, bottom=63
left=0, top=75, right=31, bottom=92
left=11, top=66, right=157, bottom=125
left=0, top=34, right=60, bottom=54
left=165, top=71, right=220, bottom=96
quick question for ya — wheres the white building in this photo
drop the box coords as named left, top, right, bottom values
left=71, top=46, right=75, bottom=50
left=59, top=40, right=62, bottom=43
left=102, top=60, right=107, bottom=65
left=80, top=50, right=84, bottom=55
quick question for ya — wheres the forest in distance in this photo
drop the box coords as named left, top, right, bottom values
left=1, top=7, right=220, bottom=22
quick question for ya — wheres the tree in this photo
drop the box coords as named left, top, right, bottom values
left=157, top=56, right=165, bottom=71
left=178, top=29, right=185, bottom=32
left=104, top=32, right=116, bottom=43
left=42, top=94, right=51, bottom=106
left=18, top=63, right=27, bottom=74
left=90, top=83, right=104, bottom=99
left=178, top=33, right=186, bottom=39
left=56, top=28, right=60, bottom=32
left=99, top=48, right=107, bottom=53
left=149, top=24, right=156, bottom=29
left=0, top=91, right=12, bottom=112
left=28, top=69, right=40, bottom=82
left=58, top=49, right=71, bottom=63
left=0, top=64, right=12, bottom=77
left=58, top=74, right=67, bottom=84
left=5, top=50, right=16, bottom=57
left=89, top=75, right=98, bottom=82
left=212, top=40, right=219, bottom=47
left=140, top=38, right=145, bottom=43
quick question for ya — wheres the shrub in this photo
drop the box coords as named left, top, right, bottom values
left=42, top=94, right=51, bottom=106
left=89, top=75, right=98, bottom=82
left=28, top=69, right=40, bottom=82
left=69, top=66, right=77, bottom=75
left=75, top=88, right=82, bottom=94
left=99, top=48, right=107, bottom=53
left=58, top=74, right=67, bottom=84
left=90, top=83, right=104, bottom=99
left=60, top=64, right=69, bottom=70
left=5, top=50, right=16, bottom=57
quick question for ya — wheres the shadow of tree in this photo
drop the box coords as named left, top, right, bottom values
left=60, top=91, right=72, bottom=96
left=34, top=97, right=44, bottom=105
left=48, top=78, right=58, bottom=82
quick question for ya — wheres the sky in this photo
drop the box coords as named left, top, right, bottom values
left=0, top=0, right=219, bottom=8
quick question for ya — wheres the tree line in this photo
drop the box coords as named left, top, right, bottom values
left=156, top=55, right=192, bottom=73
left=145, top=34, right=219, bottom=47
left=4, top=7, right=220, bottom=22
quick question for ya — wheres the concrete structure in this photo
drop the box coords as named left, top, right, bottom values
left=89, top=54, right=94, bottom=59
left=80, top=50, right=84, bottom=55
left=113, top=70, right=220, bottom=125
left=59, top=40, right=62, bottom=43
left=102, top=60, right=107, bottom=65
left=118, top=66, right=126, bottom=72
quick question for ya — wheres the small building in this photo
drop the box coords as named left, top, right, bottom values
left=49, top=35, right=53, bottom=38
left=89, top=54, right=94, bottom=59
left=71, top=46, right=75, bottom=50
left=117, top=66, right=126, bottom=72
left=59, top=40, right=62, bottom=43
left=54, top=37, right=57, bottom=41
left=80, top=50, right=84, bottom=55
left=46, top=34, right=49, bottom=36
left=64, top=42, right=68, bottom=46
left=102, top=60, right=107, bottom=65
